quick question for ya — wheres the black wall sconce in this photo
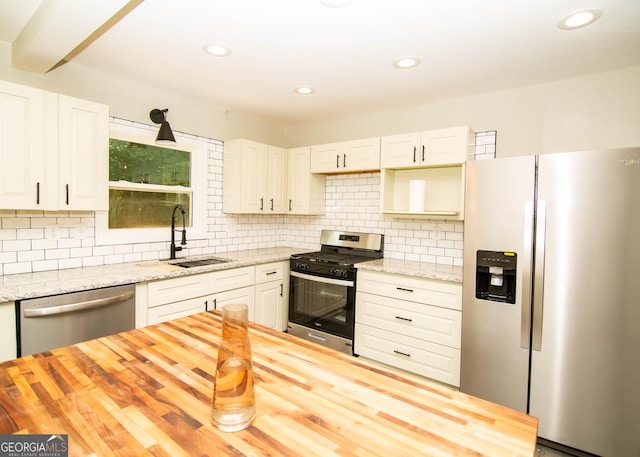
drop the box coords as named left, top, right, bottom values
left=149, top=108, right=176, bottom=144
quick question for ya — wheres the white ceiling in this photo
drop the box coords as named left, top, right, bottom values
left=1, top=0, right=640, bottom=127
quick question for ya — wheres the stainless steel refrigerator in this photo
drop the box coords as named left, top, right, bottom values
left=460, top=148, right=640, bottom=457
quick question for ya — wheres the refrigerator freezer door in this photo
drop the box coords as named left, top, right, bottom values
left=461, top=155, right=535, bottom=413
left=531, top=149, right=640, bottom=456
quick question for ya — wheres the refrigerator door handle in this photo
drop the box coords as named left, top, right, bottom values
left=521, top=201, right=534, bottom=349
left=532, top=200, right=547, bottom=351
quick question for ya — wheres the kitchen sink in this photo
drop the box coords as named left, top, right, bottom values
left=171, top=257, right=230, bottom=268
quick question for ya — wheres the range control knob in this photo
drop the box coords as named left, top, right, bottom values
left=331, top=268, right=348, bottom=278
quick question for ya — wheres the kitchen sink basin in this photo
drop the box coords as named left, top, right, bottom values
left=172, top=258, right=230, bottom=268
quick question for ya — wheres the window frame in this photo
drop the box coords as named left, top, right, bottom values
left=95, top=122, right=207, bottom=246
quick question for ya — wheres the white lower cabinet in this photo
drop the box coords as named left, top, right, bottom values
left=354, top=270, right=462, bottom=387
left=0, top=302, right=17, bottom=362
left=141, top=266, right=254, bottom=326
left=211, top=286, right=255, bottom=319
left=139, top=262, right=289, bottom=330
left=254, top=261, right=289, bottom=331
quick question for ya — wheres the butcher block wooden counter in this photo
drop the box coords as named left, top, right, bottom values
left=0, top=311, right=537, bottom=456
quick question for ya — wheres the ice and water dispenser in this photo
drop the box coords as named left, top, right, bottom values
left=475, top=250, right=517, bottom=304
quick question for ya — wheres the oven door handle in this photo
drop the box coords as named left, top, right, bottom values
left=290, top=271, right=354, bottom=288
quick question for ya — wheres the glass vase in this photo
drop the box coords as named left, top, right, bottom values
left=211, top=303, right=256, bottom=432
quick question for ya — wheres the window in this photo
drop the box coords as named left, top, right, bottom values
left=95, top=122, right=207, bottom=246
left=108, top=138, right=192, bottom=228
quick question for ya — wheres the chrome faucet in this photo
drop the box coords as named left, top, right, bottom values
left=170, top=204, right=187, bottom=260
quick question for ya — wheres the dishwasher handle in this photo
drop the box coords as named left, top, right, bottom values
left=23, top=290, right=135, bottom=318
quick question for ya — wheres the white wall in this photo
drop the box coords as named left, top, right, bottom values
left=284, top=66, right=640, bottom=156
left=0, top=42, right=286, bottom=146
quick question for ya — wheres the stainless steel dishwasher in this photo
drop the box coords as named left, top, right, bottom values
left=18, top=284, right=135, bottom=357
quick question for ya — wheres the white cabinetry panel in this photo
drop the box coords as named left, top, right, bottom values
left=355, top=270, right=462, bottom=386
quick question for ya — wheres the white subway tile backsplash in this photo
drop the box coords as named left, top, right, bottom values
left=0, top=119, right=467, bottom=274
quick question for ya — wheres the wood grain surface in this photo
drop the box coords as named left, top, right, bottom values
left=0, top=311, right=537, bottom=456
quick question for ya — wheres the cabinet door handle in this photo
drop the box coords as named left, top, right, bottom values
left=343, top=154, right=347, bottom=168
left=65, top=184, right=70, bottom=205
left=260, top=197, right=264, bottom=211
left=280, top=283, right=283, bottom=296
left=36, top=182, right=40, bottom=205
left=393, top=349, right=411, bottom=358
left=413, top=146, right=417, bottom=163
left=336, top=154, right=340, bottom=168
left=289, top=199, right=292, bottom=211
left=395, top=315, right=413, bottom=322
left=396, top=287, right=414, bottom=293
left=422, top=145, right=425, bottom=162
left=270, top=198, right=274, bottom=211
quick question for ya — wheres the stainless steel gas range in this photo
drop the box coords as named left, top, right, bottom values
left=287, top=230, right=384, bottom=355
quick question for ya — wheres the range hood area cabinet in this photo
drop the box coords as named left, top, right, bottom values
left=287, top=146, right=325, bottom=215
left=0, top=80, right=109, bottom=211
left=310, top=137, right=380, bottom=174
left=223, top=139, right=325, bottom=215
left=379, top=126, right=474, bottom=220
left=223, top=139, right=286, bottom=214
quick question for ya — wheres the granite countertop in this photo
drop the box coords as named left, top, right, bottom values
left=1, top=248, right=463, bottom=302
left=0, top=247, right=305, bottom=302
left=356, top=258, right=463, bottom=283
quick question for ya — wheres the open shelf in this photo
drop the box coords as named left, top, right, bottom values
left=380, top=165, right=465, bottom=220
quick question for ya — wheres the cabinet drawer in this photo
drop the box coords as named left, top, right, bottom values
left=357, top=270, right=462, bottom=310
left=255, top=262, right=284, bottom=283
left=354, top=324, right=460, bottom=387
left=356, top=292, right=461, bottom=349
left=147, top=266, right=255, bottom=307
left=214, top=266, right=255, bottom=291
left=147, top=297, right=206, bottom=325
left=147, top=273, right=213, bottom=307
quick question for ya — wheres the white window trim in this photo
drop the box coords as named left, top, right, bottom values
left=95, top=121, right=208, bottom=246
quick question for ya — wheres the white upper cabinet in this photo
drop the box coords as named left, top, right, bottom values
left=381, top=126, right=472, bottom=168
left=267, top=145, right=287, bottom=213
left=223, top=139, right=287, bottom=214
left=310, top=137, right=380, bottom=173
left=0, top=80, right=108, bottom=211
left=287, top=146, right=325, bottom=215
left=54, top=94, right=109, bottom=210
left=0, top=81, right=45, bottom=210
left=379, top=126, right=474, bottom=220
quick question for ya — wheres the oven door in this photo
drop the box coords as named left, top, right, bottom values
left=288, top=271, right=355, bottom=339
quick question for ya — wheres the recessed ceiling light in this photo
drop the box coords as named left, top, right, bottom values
left=204, top=43, right=232, bottom=57
left=558, top=8, right=602, bottom=30
left=295, top=87, right=315, bottom=95
left=393, top=57, right=421, bottom=69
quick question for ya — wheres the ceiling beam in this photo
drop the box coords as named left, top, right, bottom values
left=11, top=0, right=143, bottom=74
